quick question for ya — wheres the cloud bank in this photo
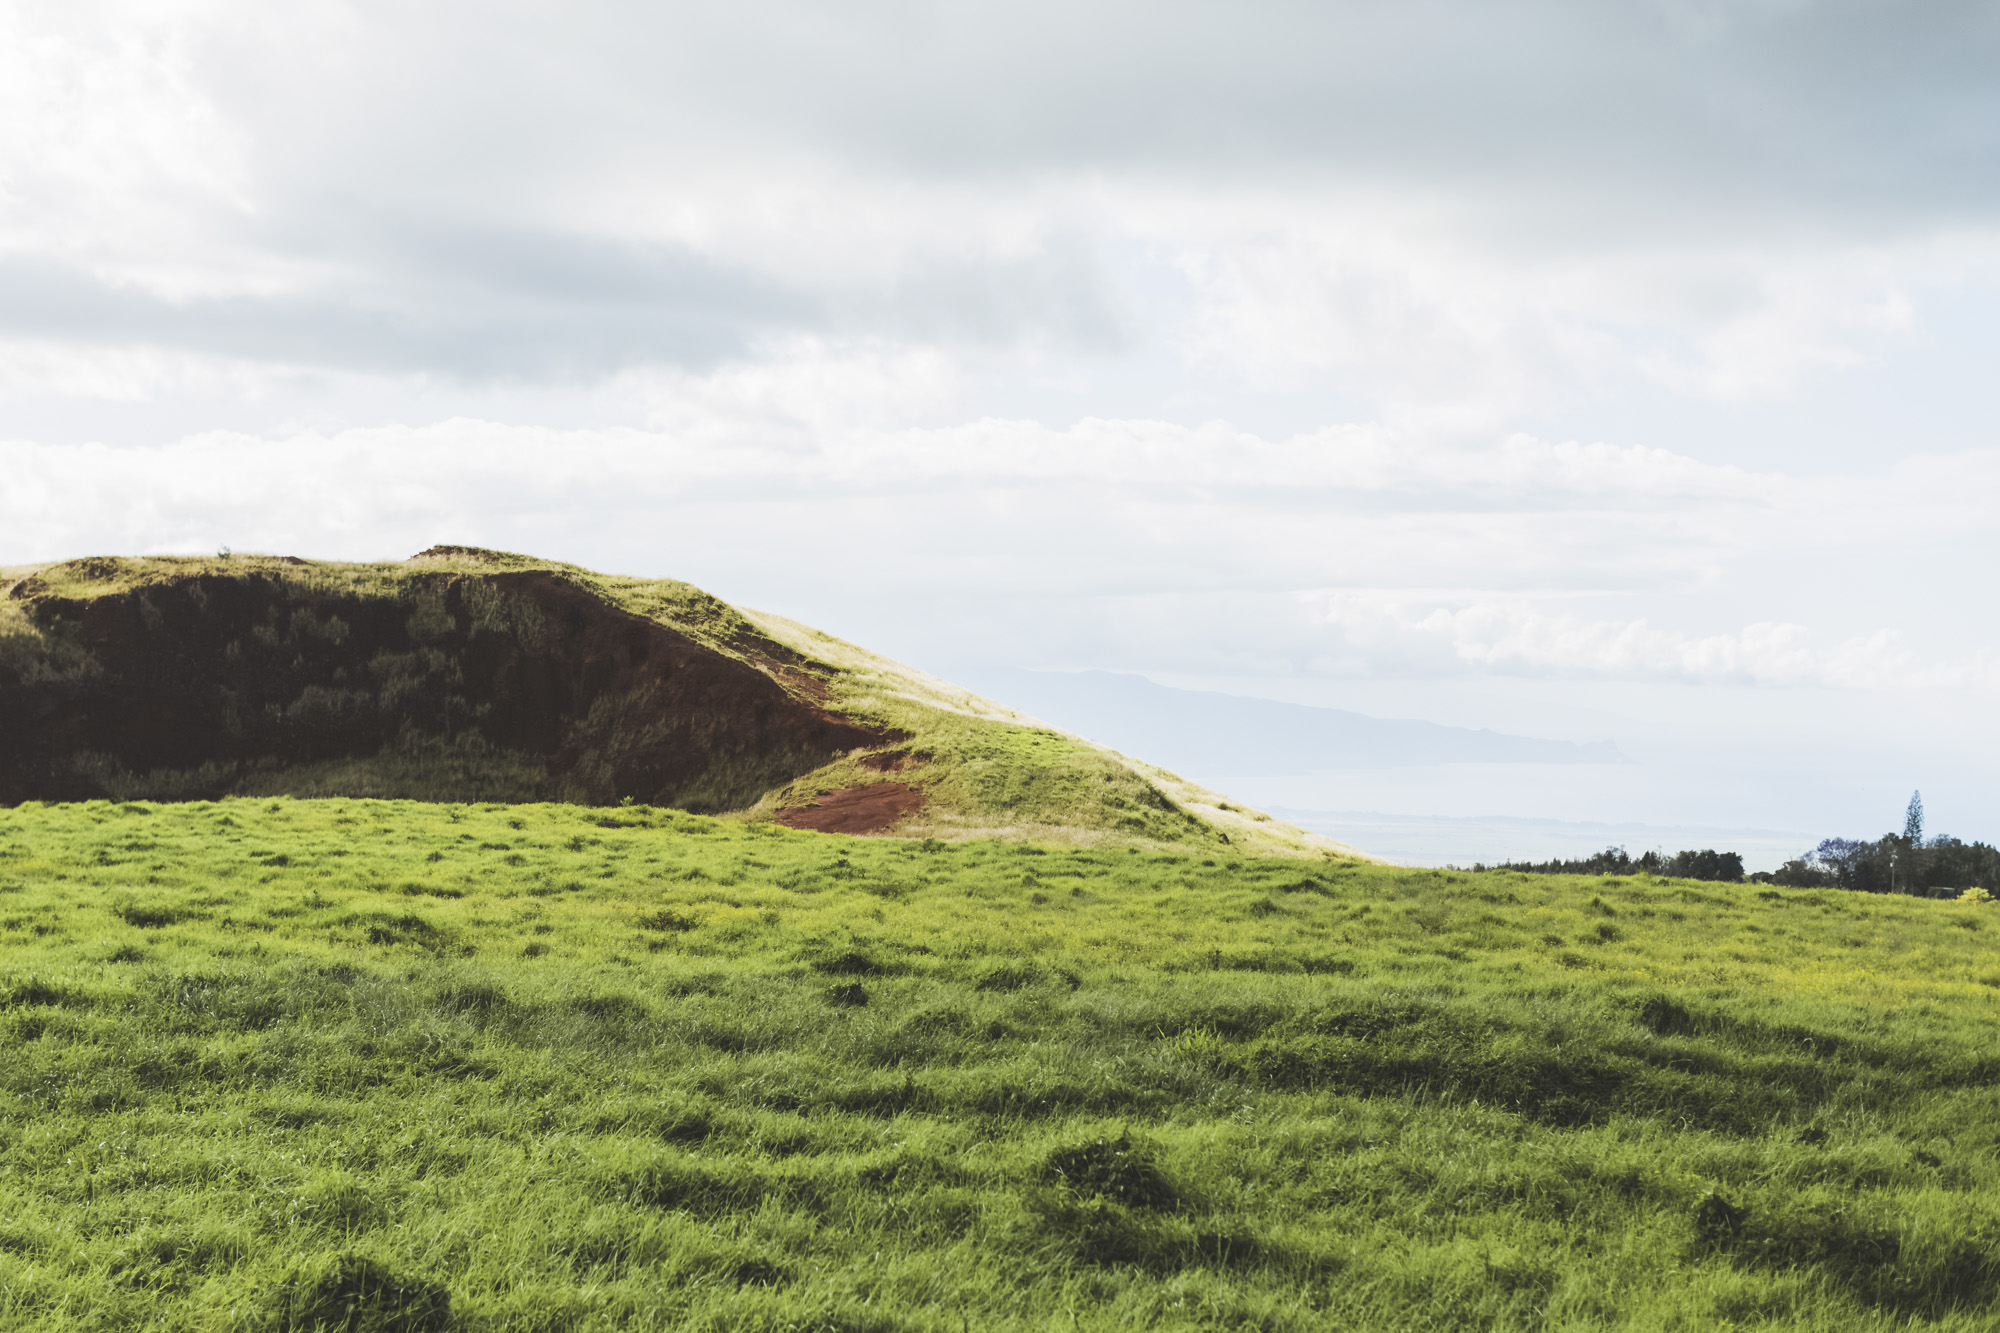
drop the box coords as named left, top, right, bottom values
left=8, top=403, right=1994, bottom=696
left=5, top=0, right=2000, bottom=419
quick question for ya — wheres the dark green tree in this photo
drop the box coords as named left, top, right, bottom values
left=1900, top=790, right=1925, bottom=894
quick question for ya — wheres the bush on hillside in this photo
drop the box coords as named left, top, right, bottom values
left=1661, top=849, right=1744, bottom=882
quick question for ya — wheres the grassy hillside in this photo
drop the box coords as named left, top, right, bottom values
left=0, top=550, right=1358, bottom=859
left=2, top=798, right=1997, bottom=1329
left=723, top=605, right=1352, bottom=858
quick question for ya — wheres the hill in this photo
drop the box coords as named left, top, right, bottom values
left=0, top=798, right=1995, bottom=1329
left=0, top=548, right=1357, bottom=859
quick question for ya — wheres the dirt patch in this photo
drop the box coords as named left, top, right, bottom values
left=777, top=782, right=924, bottom=835
left=746, top=655, right=834, bottom=704
left=856, top=749, right=919, bottom=773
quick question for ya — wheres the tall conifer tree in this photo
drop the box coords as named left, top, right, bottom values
left=1901, top=791, right=1926, bottom=895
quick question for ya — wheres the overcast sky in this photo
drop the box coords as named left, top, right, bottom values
left=5, top=0, right=1998, bottom=859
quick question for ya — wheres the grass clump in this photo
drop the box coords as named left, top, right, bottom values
left=270, top=1254, right=452, bottom=1332
left=1045, top=1130, right=1177, bottom=1209
left=0, top=797, right=1997, bottom=1328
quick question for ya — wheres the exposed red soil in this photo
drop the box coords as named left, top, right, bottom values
left=776, top=782, right=925, bottom=835
left=747, top=656, right=834, bottom=705
left=856, top=749, right=919, bottom=773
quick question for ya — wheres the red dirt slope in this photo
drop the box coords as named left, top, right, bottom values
left=776, top=782, right=925, bottom=835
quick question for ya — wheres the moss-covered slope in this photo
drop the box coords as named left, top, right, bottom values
left=0, top=548, right=1362, bottom=859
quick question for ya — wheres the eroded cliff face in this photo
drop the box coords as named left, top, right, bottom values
left=0, top=562, right=888, bottom=809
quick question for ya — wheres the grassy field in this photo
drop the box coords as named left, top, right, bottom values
left=2, top=799, right=1998, bottom=1330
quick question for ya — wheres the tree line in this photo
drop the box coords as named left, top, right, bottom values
left=1476, top=847, right=1746, bottom=882
left=1475, top=793, right=1999, bottom=897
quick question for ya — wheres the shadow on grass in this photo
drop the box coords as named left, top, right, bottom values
left=1230, top=992, right=1960, bottom=1134
left=1695, top=1193, right=2000, bottom=1319
left=275, top=1254, right=450, bottom=1332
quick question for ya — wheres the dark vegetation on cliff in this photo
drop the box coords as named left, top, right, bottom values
left=0, top=550, right=880, bottom=810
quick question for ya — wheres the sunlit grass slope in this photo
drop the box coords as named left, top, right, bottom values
left=4, top=799, right=1999, bottom=1330
left=728, top=606, right=1358, bottom=858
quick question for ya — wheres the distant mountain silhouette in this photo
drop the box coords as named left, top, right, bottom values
left=954, top=670, right=1622, bottom=775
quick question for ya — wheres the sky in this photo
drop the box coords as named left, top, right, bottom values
left=4, top=0, right=1999, bottom=865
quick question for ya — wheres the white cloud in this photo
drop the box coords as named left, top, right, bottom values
left=1294, top=592, right=1977, bottom=689
left=620, top=337, right=969, bottom=439
left=0, top=337, right=301, bottom=401
left=0, top=0, right=260, bottom=293
left=0, top=0, right=1996, bottom=418
left=5, top=411, right=1995, bottom=696
left=1154, top=188, right=1960, bottom=418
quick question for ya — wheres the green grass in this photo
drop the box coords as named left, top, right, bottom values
left=2, top=799, right=1999, bottom=1330
left=732, top=606, right=1354, bottom=858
